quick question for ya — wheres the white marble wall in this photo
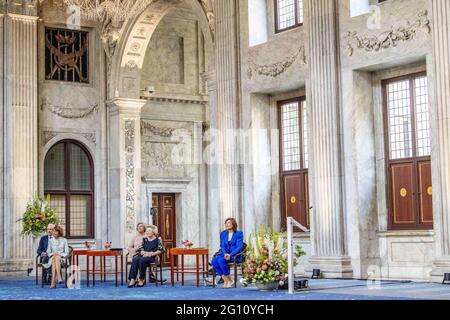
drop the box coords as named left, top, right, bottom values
left=1, top=0, right=449, bottom=280
left=37, top=3, right=108, bottom=249
left=236, top=0, right=441, bottom=281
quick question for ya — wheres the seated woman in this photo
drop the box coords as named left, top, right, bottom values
left=127, top=222, right=146, bottom=284
left=211, top=218, right=244, bottom=288
left=43, top=225, right=69, bottom=289
left=128, top=225, right=164, bottom=288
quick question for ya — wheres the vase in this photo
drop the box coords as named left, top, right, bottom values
left=255, top=281, right=279, bottom=292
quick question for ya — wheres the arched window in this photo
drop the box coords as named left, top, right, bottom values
left=44, top=140, right=94, bottom=239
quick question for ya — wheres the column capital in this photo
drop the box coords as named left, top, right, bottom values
left=5, top=13, right=39, bottom=21
left=106, top=98, right=146, bottom=116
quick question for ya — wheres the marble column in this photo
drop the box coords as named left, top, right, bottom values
left=305, top=0, right=353, bottom=278
left=0, top=13, right=4, bottom=261
left=430, top=0, right=450, bottom=282
left=213, top=0, right=242, bottom=223
left=106, top=98, right=146, bottom=249
left=1, top=13, right=38, bottom=272
left=202, top=70, right=221, bottom=251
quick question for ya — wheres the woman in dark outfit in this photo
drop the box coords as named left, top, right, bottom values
left=128, top=225, right=164, bottom=288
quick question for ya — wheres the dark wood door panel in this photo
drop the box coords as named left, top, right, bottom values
left=283, top=173, right=308, bottom=229
left=162, top=208, right=174, bottom=242
left=391, top=163, right=416, bottom=226
left=153, top=194, right=176, bottom=267
left=418, top=161, right=433, bottom=225
left=303, top=172, right=310, bottom=228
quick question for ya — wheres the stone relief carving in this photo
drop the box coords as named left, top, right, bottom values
left=124, top=120, right=136, bottom=232
left=125, top=155, right=136, bottom=232
left=42, top=130, right=96, bottom=145
left=125, top=60, right=138, bottom=72
left=345, top=10, right=431, bottom=56
left=125, top=119, right=135, bottom=153
left=141, top=120, right=193, bottom=178
left=247, top=46, right=306, bottom=79
left=43, top=131, right=58, bottom=145
left=81, top=133, right=97, bottom=145
left=198, top=0, right=215, bottom=41
left=41, top=99, right=99, bottom=119
left=141, top=121, right=176, bottom=138
left=142, top=142, right=183, bottom=172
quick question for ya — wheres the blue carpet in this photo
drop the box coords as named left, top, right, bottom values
left=0, top=279, right=414, bottom=300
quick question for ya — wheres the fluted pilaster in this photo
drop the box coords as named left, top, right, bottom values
left=430, top=0, right=450, bottom=282
left=306, top=0, right=352, bottom=277
left=213, top=0, right=241, bottom=222
left=1, top=13, right=38, bottom=271
left=202, top=70, right=221, bottom=250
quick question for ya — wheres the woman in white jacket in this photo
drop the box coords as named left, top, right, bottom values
left=44, top=225, right=69, bottom=288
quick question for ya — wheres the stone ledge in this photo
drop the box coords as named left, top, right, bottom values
left=293, top=232, right=311, bottom=240
left=377, top=230, right=435, bottom=238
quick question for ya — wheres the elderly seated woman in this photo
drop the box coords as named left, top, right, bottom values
left=128, top=225, right=164, bottom=288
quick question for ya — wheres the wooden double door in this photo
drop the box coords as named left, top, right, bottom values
left=152, top=194, right=176, bottom=267
left=388, top=159, right=433, bottom=229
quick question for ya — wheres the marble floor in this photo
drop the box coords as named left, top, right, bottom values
left=1, top=271, right=449, bottom=300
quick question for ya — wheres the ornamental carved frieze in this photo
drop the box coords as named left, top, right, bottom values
left=141, top=120, right=176, bottom=138
left=345, top=10, right=431, bottom=56
left=247, top=46, right=306, bottom=79
left=199, top=0, right=215, bottom=41
left=124, top=119, right=136, bottom=232
left=41, top=99, right=99, bottom=119
left=42, top=130, right=97, bottom=145
left=124, top=120, right=136, bottom=153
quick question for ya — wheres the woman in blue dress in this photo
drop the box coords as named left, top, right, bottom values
left=211, top=218, right=244, bottom=288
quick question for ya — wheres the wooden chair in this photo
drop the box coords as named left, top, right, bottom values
left=36, top=246, right=73, bottom=288
left=125, top=238, right=165, bottom=286
left=212, top=243, right=247, bottom=288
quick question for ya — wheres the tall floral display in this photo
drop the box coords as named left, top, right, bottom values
left=20, top=195, right=59, bottom=237
left=242, top=226, right=306, bottom=290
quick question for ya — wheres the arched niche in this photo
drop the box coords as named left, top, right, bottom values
left=109, top=0, right=215, bottom=99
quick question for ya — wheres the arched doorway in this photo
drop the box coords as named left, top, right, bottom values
left=44, top=140, right=95, bottom=239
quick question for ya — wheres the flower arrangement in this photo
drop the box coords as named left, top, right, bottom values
left=85, top=241, right=94, bottom=250
left=20, top=195, right=59, bottom=237
left=242, top=226, right=306, bottom=287
left=182, top=240, right=194, bottom=249
left=104, top=242, right=112, bottom=250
